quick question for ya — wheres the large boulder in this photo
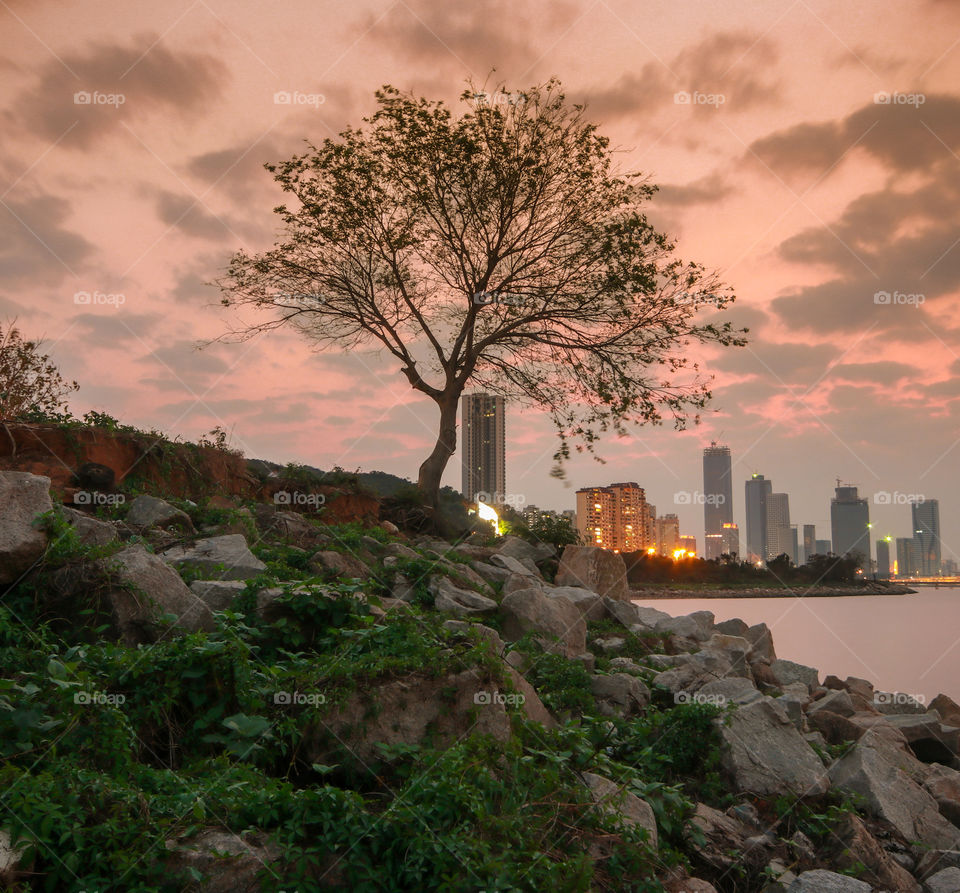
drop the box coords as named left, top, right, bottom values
left=163, top=829, right=281, bottom=892
left=589, top=673, right=650, bottom=716
left=744, top=622, right=776, bottom=662
left=0, top=471, right=52, bottom=584
left=309, top=550, right=372, bottom=581
left=495, top=535, right=551, bottom=563
left=829, top=812, right=921, bottom=892
left=543, top=585, right=605, bottom=621
left=923, top=764, right=960, bottom=828
left=932, top=694, right=960, bottom=727
left=582, top=772, right=658, bottom=849
left=655, top=611, right=714, bottom=642
left=61, top=506, right=118, bottom=547
left=926, top=867, right=960, bottom=893
left=828, top=728, right=960, bottom=851
left=489, top=553, right=540, bottom=578
left=162, top=535, right=266, bottom=581
left=99, top=545, right=216, bottom=644
left=429, top=576, right=498, bottom=618
left=499, top=588, right=586, bottom=657
left=717, top=696, right=830, bottom=797
left=126, top=495, right=194, bottom=532
left=786, top=870, right=871, bottom=892
left=770, top=658, right=819, bottom=691
left=190, top=579, right=248, bottom=612
left=808, top=689, right=856, bottom=718
left=556, top=546, right=628, bottom=600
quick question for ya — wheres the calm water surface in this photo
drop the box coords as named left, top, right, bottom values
left=634, top=587, right=960, bottom=703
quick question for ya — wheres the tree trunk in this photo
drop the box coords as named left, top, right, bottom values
left=417, top=392, right=460, bottom=510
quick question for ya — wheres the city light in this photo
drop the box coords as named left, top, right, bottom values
left=647, top=547, right=656, bottom=555
left=476, top=500, right=500, bottom=534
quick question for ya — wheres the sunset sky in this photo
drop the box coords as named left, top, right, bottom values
left=2, top=0, right=959, bottom=556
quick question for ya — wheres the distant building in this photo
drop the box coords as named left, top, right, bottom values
left=896, top=537, right=916, bottom=577
left=745, top=474, right=772, bottom=561
left=461, top=393, right=505, bottom=503
left=679, top=535, right=697, bottom=556
left=943, top=558, right=958, bottom=576
left=815, top=539, right=832, bottom=556
left=703, top=443, right=734, bottom=559
left=912, top=499, right=941, bottom=576
left=802, top=525, right=816, bottom=564
left=575, top=483, right=652, bottom=553
left=656, top=514, right=680, bottom=555
left=831, top=484, right=871, bottom=568
left=766, top=492, right=792, bottom=561
left=721, top=522, right=740, bottom=557
left=876, top=538, right=891, bottom=580
left=789, top=527, right=799, bottom=565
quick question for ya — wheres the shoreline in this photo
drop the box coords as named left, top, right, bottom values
left=629, top=582, right=917, bottom=599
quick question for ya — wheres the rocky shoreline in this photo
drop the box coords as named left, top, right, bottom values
left=632, top=582, right=917, bottom=599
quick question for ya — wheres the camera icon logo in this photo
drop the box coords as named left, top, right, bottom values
left=273, top=691, right=292, bottom=705
left=674, top=91, right=691, bottom=104
left=74, top=91, right=92, bottom=105
left=874, top=91, right=891, bottom=104
left=74, top=691, right=92, bottom=704
left=273, top=91, right=292, bottom=104
left=74, top=291, right=92, bottom=305
left=674, top=491, right=692, bottom=505
left=274, top=491, right=292, bottom=505
left=874, top=491, right=892, bottom=504
left=473, top=691, right=492, bottom=705
left=874, top=291, right=892, bottom=305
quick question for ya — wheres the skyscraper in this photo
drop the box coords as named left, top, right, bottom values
left=656, top=514, right=680, bottom=555
left=703, top=443, right=734, bottom=559
left=896, top=537, right=916, bottom=577
left=745, top=474, right=772, bottom=561
left=815, top=539, right=832, bottom=556
left=721, top=522, right=740, bottom=557
left=766, top=492, right=792, bottom=561
left=831, top=484, right=871, bottom=568
left=575, top=483, right=652, bottom=553
left=802, top=525, right=816, bottom=565
left=876, top=537, right=891, bottom=580
left=461, top=393, right=505, bottom=503
left=912, top=499, right=941, bottom=576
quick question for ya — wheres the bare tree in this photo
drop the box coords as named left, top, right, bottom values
left=219, top=80, right=746, bottom=509
left=0, top=320, right=78, bottom=421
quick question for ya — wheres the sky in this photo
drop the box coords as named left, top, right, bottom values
left=1, top=0, right=959, bottom=560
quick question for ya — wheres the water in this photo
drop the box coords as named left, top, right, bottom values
left=634, top=586, right=960, bottom=704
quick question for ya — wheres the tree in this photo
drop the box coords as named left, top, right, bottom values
left=0, top=320, right=78, bottom=421
left=219, top=81, right=746, bottom=509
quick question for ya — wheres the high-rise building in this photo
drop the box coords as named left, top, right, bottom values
left=815, top=538, right=832, bottom=556
left=912, top=499, right=941, bottom=576
left=461, top=393, right=505, bottom=503
left=679, top=535, right=697, bottom=555
left=896, top=537, right=916, bottom=577
left=802, top=525, right=816, bottom=565
left=876, top=537, right=891, bottom=580
left=703, top=443, right=734, bottom=559
left=721, top=522, right=740, bottom=557
left=575, top=483, right=652, bottom=553
left=831, top=484, right=871, bottom=568
left=789, top=527, right=799, bottom=565
left=766, top=492, right=792, bottom=561
left=656, top=514, right=680, bottom=555
left=745, top=474, right=772, bottom=561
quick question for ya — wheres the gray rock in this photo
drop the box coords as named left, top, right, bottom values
left=926, top=867, right=960, bottom=893
left=385, top=542, right=420, bottom=560
left=632, top=604, right=673, bottom=628
left=744, top=622, right=776, bottom=662
left=309, top=549, right=372, bottom=580
left=101, top=545, right=215, bottom=643
left=808, top=689, right=856, bottom=718
left=504, top=572, right=543, bottom=595
left=61, top=506, right=118, bottom=547
left=608, top=656, right=644, bottom=674
left=829, top=727, right=960, bottom=851
left=126, top=494, right=194, bottom=531
left=163, top=829, right=280, bottom=893
left=714, top=617, right=749, bottom=637
left=655, top=611, right=714, bottom=642
left=582, top=772, right=657, bottom=848
left=391, top=574, right=416, bottom=602
left=0, top=471, right=51, bottom=583
left=923, top=764, right=960, bottom=828
left=494, top=535, right=543, bottom=563
left=786, top=870, right=871, bottom=892
left=593, top=636, right=627, bottom=654
left=770, top=659, right=819, bottom=691
left=544, top=585, right=605, bottom=620
left=442, top=620, right=504, bottom=652
left=163, top=535, right=267, bottom=581
left=0, top=827, right=25, bottom=877
left=499, top=588, right=586, bottom=657
left=470, top=560, right=512, bottom=584
left=874, top=691, right=930, bottom=715
left=189, top=579, right=247, bottom=612
left=590, top=673, right=650, bottom=716
left=698, top=677, right=762, bottom=705
left=429, top=576, right=498, bottom=617
left=701, top=633, right=753, bottom=677
left=718, top=696, right=830, bottom=797
left=489, top=553, right=540, bottom=578
left=556, top=545, right=628, bottom=600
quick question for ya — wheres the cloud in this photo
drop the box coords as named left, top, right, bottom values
left=10, top=35, right=227, bottom=150
left=155, top=189, right=233, bottom=242
left=655, top=173, right=731, bottom=206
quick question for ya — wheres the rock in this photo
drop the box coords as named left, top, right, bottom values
left=744, top=622, right=776, bottom=662
left=593, top=636, right=626, bottom=654
left=714, top=617, right=749, bottom=637
left=786, top=870, right=871, bottom=892
left=926, top=867, right=960, bottom=893
left=918, top=851, right=960, bottom=881
left=655, top=611, right=714, bottom=642
left=429, top=576, right=498, bottom=617
left=504, top=572, right=543, bottom=595
left=489, top=553, right=540, bottom=579
left=663, top=879, right=718, bottom=893
left=470, top=560, right=512, bottom=584
left=189, top=579, right=247, bottom=612
left=452, top=543, right=496, bottom=562
left=581, top=772, right=657, bottom=848
left=652, top=650, right=735, bottom=694
left=61, top=506, right=118, bottom=546
left=923, top=764, right=960, bottom=827
left=777, top=692, right=806, bottom=729
left=886, top=714, right=960, bottom=762
left=379, top=519, right=399, bottom=534
left=100, top=545, right=216, bottom=644
left=391, top=574, right=415, bottom=602
left=544, top=585, right=605, bottom=621
left=932, top=694, right=960, bottom=728
left=126, top=494, right=194, bottom=532
left=163, top=829, right=281, bottom=892
left=499, top=588, right=586, bottom=657
left=385, top=541, right=419, bottom=560
left=575, top=652, right=596, bottom=672
left=442, top=619, right=504, bottom=652
left=608, top=656, right=644, bottom=674
left=874, top=691, right=929, bottom=715
left=589, top=673, right=650, bottom=716
left=633, top=604, right=673, bottom=628
left=556, top=546, right=628, bottom=600
left=770, top=659, right=819, bottom=691
left=495, top=535, right=545, bottom=563
left=808, top=689, right=856, bottom=718
left=698, top=676, right=762, bottom=706
left=807, top=710, right=863, bottom=746
left=689, top=803, right=763, bottom=872
left=0, top=828, right=25, bottom=884
left=717, top=696, right=830, bottom=797
left=163, top=535, right=267, bottom=581
left=829, top=728, right=960, bottom=851
left=503, top=666, right=556, bottom=728
left=309, top=549, right=372, bottom=580
left=0, top=471, right=52, bottom=584
left=701, top=633, right=753, bottom=677
left=830, top=812, right=922, bottom=892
